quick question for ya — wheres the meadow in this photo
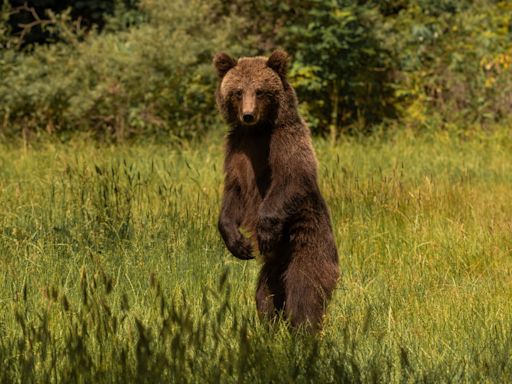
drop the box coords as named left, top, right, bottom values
left=1, top=127, right=512, bottom=383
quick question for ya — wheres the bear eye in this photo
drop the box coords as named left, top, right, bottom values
left=233, top=90, right=242, bottom=99
left=255, top=90, right=264, bottom=97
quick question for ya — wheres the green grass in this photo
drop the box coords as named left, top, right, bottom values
left=1, top=128, right=512, bottom=382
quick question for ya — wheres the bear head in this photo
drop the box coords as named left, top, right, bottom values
left=213, top=50, right=291, bottom=130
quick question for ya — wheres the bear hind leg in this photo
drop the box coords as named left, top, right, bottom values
left=255, top=262, right=285, bottom=322
left=283, top=261, right=338, bottom=331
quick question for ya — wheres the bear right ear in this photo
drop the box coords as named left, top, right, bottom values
left=213, top=52, right=237, bottom=78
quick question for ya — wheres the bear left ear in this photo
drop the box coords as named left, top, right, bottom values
left=267, top=50, right=289, bottom=78
left=213, top=52, right=237, bottom=78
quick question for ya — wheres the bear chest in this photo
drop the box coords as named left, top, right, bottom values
left=234, top=151, right=270, bottom=199
left=229, top=135, right=272, bottom=200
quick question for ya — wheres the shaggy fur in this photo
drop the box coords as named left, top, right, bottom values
left=214, top=50, right=339, bottom=330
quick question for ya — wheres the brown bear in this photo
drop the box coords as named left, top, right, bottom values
left=214, top=50, right=339, bottom=330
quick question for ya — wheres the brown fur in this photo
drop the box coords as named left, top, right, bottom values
left=214, top=50, right=339, bottom=330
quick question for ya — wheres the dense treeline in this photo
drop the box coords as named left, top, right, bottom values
left=0, top=0, right=511, bottom=141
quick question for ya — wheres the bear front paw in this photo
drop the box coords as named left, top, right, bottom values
left=232, top=237, right=255, bottom=260
left=256, top=216, right=282, bottom=255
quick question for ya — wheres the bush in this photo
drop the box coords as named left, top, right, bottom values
left=281, top=2, right=399, bottom=136
left=0, top=0, right=244, bottom=141
left=385, top=0, right=512, bottom=128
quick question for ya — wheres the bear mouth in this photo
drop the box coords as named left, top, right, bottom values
left=241, top=120, right=258, bottom=127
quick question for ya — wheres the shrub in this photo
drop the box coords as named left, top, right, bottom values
left=385, top=0, right=512, bottom=128
left=0, top=0, right=244, bottom=141
left=281, top=1, right=399, bottom=136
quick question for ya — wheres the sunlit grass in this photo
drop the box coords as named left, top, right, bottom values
left=1, top=127, right=512, bottom=382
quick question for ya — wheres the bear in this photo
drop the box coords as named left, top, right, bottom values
left=214, top=50, right=340, bottom=331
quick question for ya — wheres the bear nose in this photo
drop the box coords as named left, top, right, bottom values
left=243, top=113, right=255, bottom=124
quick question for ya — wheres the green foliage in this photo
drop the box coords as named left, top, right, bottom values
left=0, top=1, right=10, bottom=46
left=0, top=0, right=244, bottom=141
left=219, top=0, right=512, bottom=134
left=384, top=0, right=512, bottom=128
left=2, top=129, right=512, bottom=381
left=1, top=0, right=512, bottom=140
left=281, top=2, right=398, bottom=136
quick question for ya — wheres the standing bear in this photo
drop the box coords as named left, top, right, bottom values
left=214, top=50, right=339, bottom=330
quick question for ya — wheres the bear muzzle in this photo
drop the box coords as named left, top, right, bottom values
left=240, top=93, right=259, bottom=126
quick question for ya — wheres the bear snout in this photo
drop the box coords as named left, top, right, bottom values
left=241, top=92, right=258, bottom=125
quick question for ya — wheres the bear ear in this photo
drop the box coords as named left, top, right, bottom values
left=267, top=50, right=289, bottom=78
left=213, top=52, right=237, bottom=78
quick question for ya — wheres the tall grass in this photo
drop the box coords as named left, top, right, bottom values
left=1, top=128, right=512, bottom=382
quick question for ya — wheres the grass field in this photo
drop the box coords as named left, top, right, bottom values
left=1, top=128, right=512, bottom=382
